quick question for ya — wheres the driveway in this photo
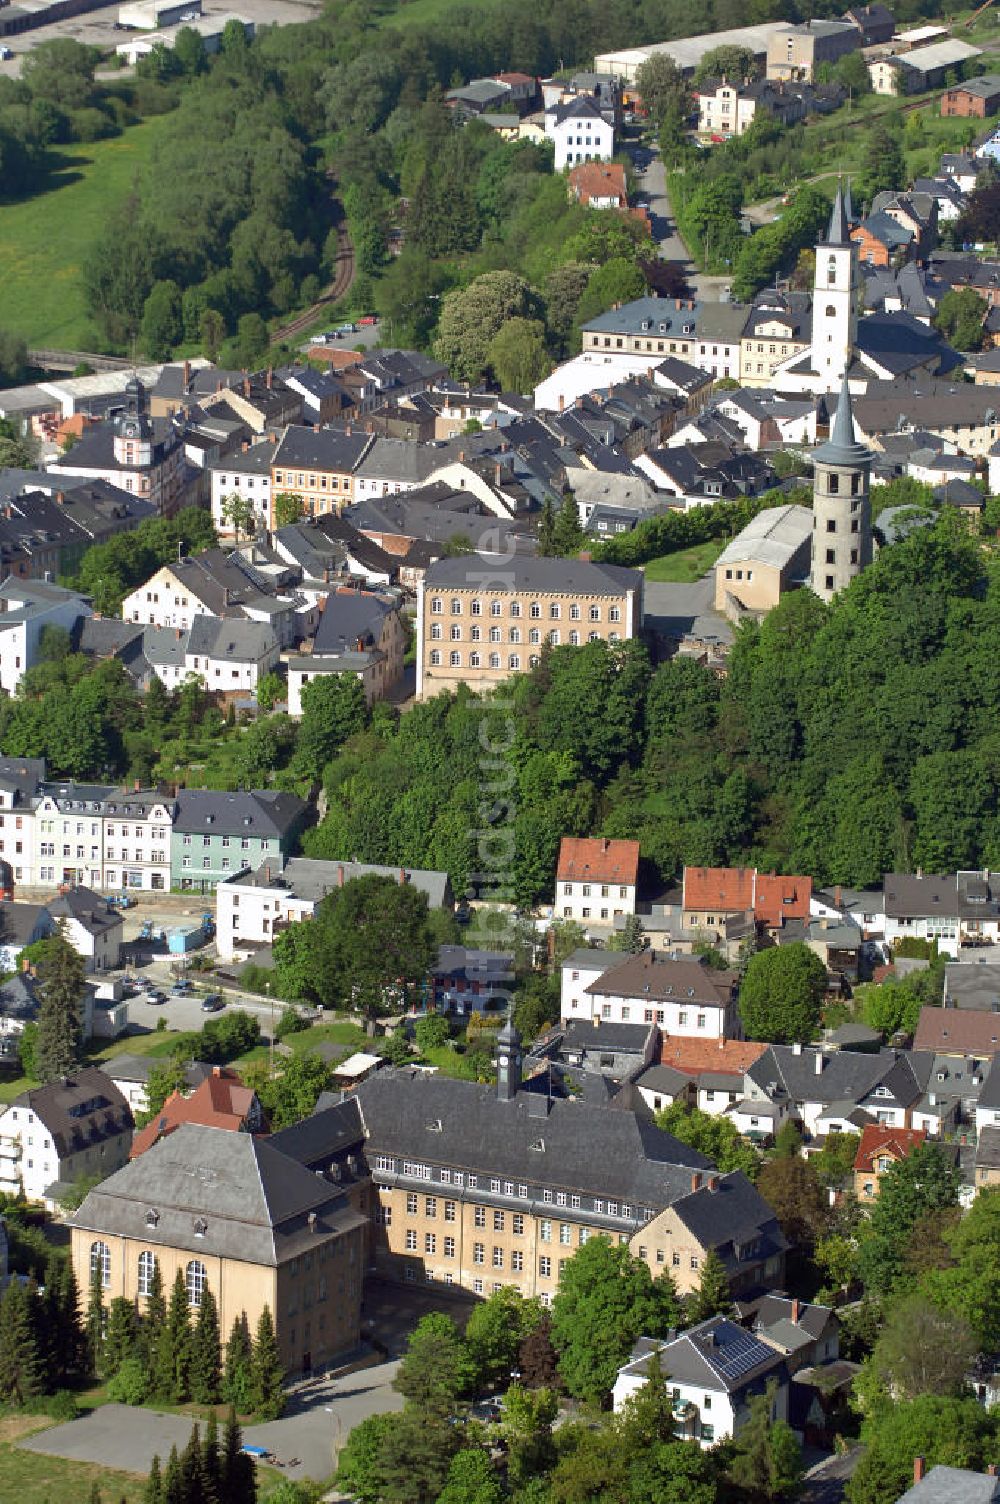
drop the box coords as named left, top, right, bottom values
left=629, top=145, right=735, bottom=303
left=801, top=1446, right=862, bottom=1504
left=19, top=1363, right=403, bottom=1484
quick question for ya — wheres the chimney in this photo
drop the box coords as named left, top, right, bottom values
left=213, top=1065, right=222, bottom=1077
left=243, top=376, right=251, bottom=399
left=558, top=394, right=565, bottom=412
left=602, top=838, right=609, bottom=853
left=345, top=424, right=352, bottom=437
left=791, top=1297, right=801, bottom=1323
left=266, top=366, right=273, bottom=390
left=792, top=1041, right=802, bottom=1056
left=913, top=1459, right=925, bottom=1485
left=691, top=1171, right=702, bottom=1193
left=815, top=1051, right=825, bottom=1075
left=988, top=1465, right=998, bottom=1477
left=337, top=864, right=344, bottom=887
left=459, top=450, right=465, bottom=462
left=264, top=864, right=271, bottom=884
left=182, top=359, right=191, bottom=390
left=134, top=779, right=140, bottom=792
left=399, top=868, right=408, bottom=884
left=707, top=1174, right=719, bottom=1192
left=834, top=884, right=842, bottom=906
left=175, top=627, right=182, bottom=640
left=356, top=636, right=364, bottom=652
left=55, top=490, right=65, bottom=505
left=308, top=1211, right=317, bottom=1233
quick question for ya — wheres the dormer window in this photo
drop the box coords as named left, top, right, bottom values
left=193, top=1217, right=207, bottom=1237
left=145, top=1208, right=159, bottom=1228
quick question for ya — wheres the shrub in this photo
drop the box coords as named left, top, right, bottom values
left=46, top=1390, right=80, bottom=1421
left=107, top=1357, right=151, bottom=1405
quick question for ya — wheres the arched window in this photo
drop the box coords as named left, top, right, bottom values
left=186, top=1259, right=207, bottom=1308
left=827, top=257, right=837, bottom=286
left=138, top=1250, right=157, bottom=1297
left=90, top=1240, right=110, bottom=1289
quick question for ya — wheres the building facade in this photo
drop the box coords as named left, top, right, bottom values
left=811, top=378, right=873, bottom=602
left=555, top=837, right=639, bottom=926
left=0, top=1068, right=132, bottom=1205
left=170, top=790, right=307, bottom=893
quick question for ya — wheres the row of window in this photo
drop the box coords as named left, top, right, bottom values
left=379, top=1161, right=645, bottom=1217
left=430, top=651, right=536, bottom=670
left=562, top=883, right=629, bottom=897
left=90, top=1242, right=206, bottom=1306
left=430, top=598, right=617, bottom=622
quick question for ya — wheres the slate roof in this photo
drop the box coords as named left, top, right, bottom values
left=272, top=427, right=373, bottom=474
left=751, top=1294, right=834, bottom=1342
left=635, top=1063, right=692, bottom=1096
left=548, top=95, right=607, bottom=127
left=423, top=553, right=641, bottom=596
left=747, top=1044, right=922, bottom=1109
left=561, top=1018, right=654, bottom=1053
left=586, top=951, right=736, bottom=1007
left=313, top=589, right=395, bottom=655
left=9, top=1067, right=131, bottom=1158
left=185, top=614, right=277, bottom=665
left=0, top=972, right=41, bottom=1023
left=173, top=789, right=306, bottom=839
left=47, top=886, right=121, bottom=937
left=268, top=1097, right=366, bottom=1172
left=619, top=1315, right=786, bottom=1394
left=0, top=902, right=49, bottom=947
left=944, top=963, right=1000, bottom=1012
left=72, top=1122, right=366, bottom=1266
left=223, top=855, right=452, bottom=911
left=895, top=1465, right=1000, bottom=1504
left=352, top=1067, right=713, bottom=1210
left=976, top=1125, right=1000, bottom=1170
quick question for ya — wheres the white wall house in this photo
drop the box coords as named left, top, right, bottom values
left=572, top=951, right=741, bottom=1039
left=0, top=580, right=91, bottom=696
left=209, top=443, right=276, bottom=538
left=555, top=837, right=639, bottom=927
left=612, top=1319, right=789, bottom=1447
left=0, top=1067, right=132, bottom=1207
left=560, top=948, right=622, bottom=1021
left=545, top=96, right=615, bottom=172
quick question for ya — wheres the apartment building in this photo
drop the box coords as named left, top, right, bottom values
left=555, top=837, right=639, bottom=926
left=30, top=783, right=175, bottom=893
left=581, top=297, right=703, bottom=362
left=170, top=789, right=307, bottom=894
left=269, top=428, right=374, bottom=526
left=0, top=1067, right=132, bottom=1206
left=354, top=1018, right=786, bottom=1301
left=574, top=951, right=742, bottom=1039
left=416, top=554, right=643, bottom=698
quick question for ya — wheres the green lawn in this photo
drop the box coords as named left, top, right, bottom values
left=0, top=1415, right=144, bottom=1504
left=0, top=115, right=172, bottom=348
left=643, top=539, right=726, bottom=583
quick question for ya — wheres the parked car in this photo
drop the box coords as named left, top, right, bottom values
left=334, top=322, right=358, bottom=335
left=144, top=990, right=166, bottom=1006
left=0, top=45, right=14, bottom=59
left=171, top=979, right=193, bottom=995
left=358, top=314, right=379, bottom=326
left=200, top=994, right=224, bottom=1012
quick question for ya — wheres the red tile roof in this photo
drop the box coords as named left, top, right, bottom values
left=683, top=865, right=756, bottom=913
left=659, top=1037, right=768, bottom=1077
left=913, top=1006, right=1000, bottom=1056
left=556, top=837, right=639, bottom=886
left=853, top=1123, right=926, bottom=1173
left=568, top=161, right=628, bottom=207
left=130, top=1067, right=262, bottom=1158
left=495, top=71, right=535, bottom=85
left=755, top=873, right=812, bottom=926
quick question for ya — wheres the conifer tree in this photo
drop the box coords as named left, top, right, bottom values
left=141, top=1258, right=166, bottom=1371
left=144, top=1454, right=163, bottom=1504
left=551, top=489, right=584, bottom=556
left=163, top=1444, right=183, bottom=1504
left=688, top=1248, right=732, bottom=1323
left=251, top=1304, right=284, bottom=1419
left=158, top=1269, right=192, bottom=1402
left=86, top=1263, right=105, bottom=1379
left=102, top=1295, right=138, bottom=1380
left=537, top=495, right=556, bottom=555
left=223, top=1312, right=254, bottom=1411
left=189, top=1287, right=222, bottom=1404
left=42, top=1251, right=83, bottom=1383
left=35, top=924, right=85, bottom=1081
left=0, top=1277, right=43, bottom=1404
left=179, top=1422, right=204, bottom=1503
left=221, top=1404, right=256, bottom=1504
left=202, top=1408, right=221, bottom=1504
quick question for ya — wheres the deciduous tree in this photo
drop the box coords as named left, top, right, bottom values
left=738, top=943, right=826, bottom=1044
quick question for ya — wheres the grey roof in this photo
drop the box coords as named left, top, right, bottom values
left=636, top=1064, right=692, bottom=1096
left=824, top=181, right=851, bottom=248
left=186, top=614, right=277, bottom=664
left=10, top=1067, right=131, bottom=1158
left=895, top=1465, right=1000, bottom=1504
left=313, top=590, right=395, bottom=655
left=71, top=1123, right=366, bottom=1267
left=619, top=1316, right=785, bottom=1395
left=827, top=1022, right=881, bottom=1047
left=582, top=296, right=703, bottom=339
left=0, top=902, right=50, bottom=947
left=173, top=789, right=306, bottom=839
left=562, top=1018, right=653, bottom=1053
left=0, top=972, right=41, bottom=1023
left=355, top=437, right=445, bottom=485
left=269, top=1096, right=366, bottom=1170
left=223, top=855, right=453, bottom=910
left=585, top=951, right=736, bottom=1007
left=423, top=552, right=641, bottom=596
left=353, top=1068, right=714, bottom=1211
left=715, top=504, right=812, bottom=570
left=47, top=886, right=122, bottom=937
left=974, top=1061, right=1000, bottom=1111
left=884, top=871, right=1000, bottom=921
left=210, top=441, right=277, bottom=478
left=272, top=426, right=372, bottom=473
left=945, top=963, right=1000, bottom=1011
left=814, top=378, right=873, bottom=468
left=976, top=1125, right=1000, bottom=1170
left=141, top=626, right=188, bottom=671
left=748, top=1044, right=922, bottom=1111
left=668, top=1174, right=788, bottom=1275
left=752, top=1294, right=834, bottom=1341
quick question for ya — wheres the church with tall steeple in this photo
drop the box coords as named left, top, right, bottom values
left=810, top=182, right=860, bottom=390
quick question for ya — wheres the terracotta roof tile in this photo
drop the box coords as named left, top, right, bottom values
left=683, top=865, right=756, bottom=912
left=130, top=1067, right=263, bottom=1158
left=659, top=1037, right=769, bottom=1076
left=755, top=873, right=813, bottom=926
left=853, top=1122, right=926, bottom=1171
left=556, top=837, right=639, bottom=886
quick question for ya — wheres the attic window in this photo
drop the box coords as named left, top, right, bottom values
left=529, top=1138, right=546, bottom=1152
left=193, top=1217, right=207, bottom=1237
left=145, top=1208, right=159, bottom=1228
left=426, top=1119, right=443, bottom=1133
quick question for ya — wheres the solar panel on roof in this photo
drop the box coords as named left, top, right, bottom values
left=707, top=1325, right=772, bottom=1381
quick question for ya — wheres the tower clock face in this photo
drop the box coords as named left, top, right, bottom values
left=498, top=1053, right=509, bottom=1067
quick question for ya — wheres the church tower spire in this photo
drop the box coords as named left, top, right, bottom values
left=811, top=181, right=859, bottom=389
left=811, top=377, right=873, bottom=603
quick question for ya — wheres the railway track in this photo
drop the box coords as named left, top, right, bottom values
left=272, top=225, right=356, bottom=346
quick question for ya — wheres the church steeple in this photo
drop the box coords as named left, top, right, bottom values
left=812, top=181, right=859, bottom=387
left=496, top=1011, right=522, bottom=1103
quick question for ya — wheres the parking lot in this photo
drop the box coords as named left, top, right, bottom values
left=0, top=0, right=321, bottom=78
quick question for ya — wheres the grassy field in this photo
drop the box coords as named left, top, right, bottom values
left=643, top=540, right=726, bottom=583
left=0, top=115, right=172, bottom=349
left=0, top=1414, right=144, bottom=1504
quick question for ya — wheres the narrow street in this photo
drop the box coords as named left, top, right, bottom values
left=628, top=143, right=734, bottom=302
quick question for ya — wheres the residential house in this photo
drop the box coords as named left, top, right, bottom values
left=70, top=1122, right=367, bottom=1377
left=545, top=96, right=614, bottom=172
left=352, top=437, right=447, bottom=501
left=755, top=873, right=814, bottom=934
left=580, top=297, right=704, bottom=362
left=130, top=1066, right=266, bottom=1158
left=743, top=1042, right=928, bottom=1137
left=171, top=789, right=307, bottom=894
left=108, top=1054, right=217, bottom=1116
left=942, top=75, right=1000, bottom=118
left=568, top=161, right=629, bottom=209
left=713, top=504, right=813, bottom=617
left=634, top=443, right=778, bottom=511
left=853, top=1123, right=927, bottom=1201
left=355, top=1023, right=787, bottom=1300
left=883, top=870, right=1000, bottom=958
left=656, top=1039, right=770, bottom=1117
left=749, top=1293, right=840, bottom=1373
left=143, top=616, right=280, bottom=698
left=0, top=974, right=47, bottom=1065
left=766, top=20, right=859, bottom=82
left=49, top=378, right=188, bottom=516
left=548, top=1017, right=660, bottom=1080
left=914, top=1010, right=1000, bottom=1058
left=559, top=948, right=629, bottom=1023
left=202, top=370, right=302, bottom=436
left=416, top=554, right=642, bottom=698
left=215, top=856, right=453, bottom=962
left=612, top=1318, right=789, bottom=1444
left=555, top=837, right=639, bottom=927
left=277, top=366, right=353, bottom=426
left=975, top=1124, right=1000, bottom=1191
left=853, top=385, right=1000, bottom=459
left=430, top=947, right=515, bottom=1017
left=0, top=902, right=50, bottom=972
left=739, top=290, right=812, bottom=386
left=869, top=40, right=982, bottom=95
left=576, top=951, right=741, bottom=1039
left=209, top=441, right=277, bottom=538
left=0, top=1067, right=132, bottom=1206
left=0, top=578, right=91, bottom=695
left=287, top=587, right=406, bottom=712
left=269, top=428, right=374, bottom=526
left=0, top=483, right=155, bottom=582
left=120, top=550, right=309, bottom=649
left=272, top=515, right=397, bottom=591
left=894, top=1462, right=1000, bottom=1503
left=47, top=886, right=122, bottom=972
left=696, top=76, right=809, bottom=137
left=842, top=4, right=894, bottom=44
left=681, top=866, right=756, bottom=937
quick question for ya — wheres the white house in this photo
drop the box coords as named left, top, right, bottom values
left=0, top=579, right=91, bottom=695
left=555, top=837, right=639, bottom=927
left=545, top=95, right=614, bottom=173
left=0, top=1067, right=132, bottom=1207
left=209, top=441, right=276, bottom=538
left=575, top=950, right=741, bottom=1039
left=612, top=1318, right=789, bottom=1446
left=215, top=856, right=453, bottom=961
left=47, top=887, right=123, bottom=973
left=884, top=870, right=1000, bottom=959
left=560, top=947, right=625, bottom=1021
left=744, top=1042, right=926, bottom=1138
left=0, top=903, right=52, bottom=972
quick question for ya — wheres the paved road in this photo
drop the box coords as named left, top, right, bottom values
left=801, top=1446, right=862, bottom=1504
left=628, top=145, right=734, bottom=303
